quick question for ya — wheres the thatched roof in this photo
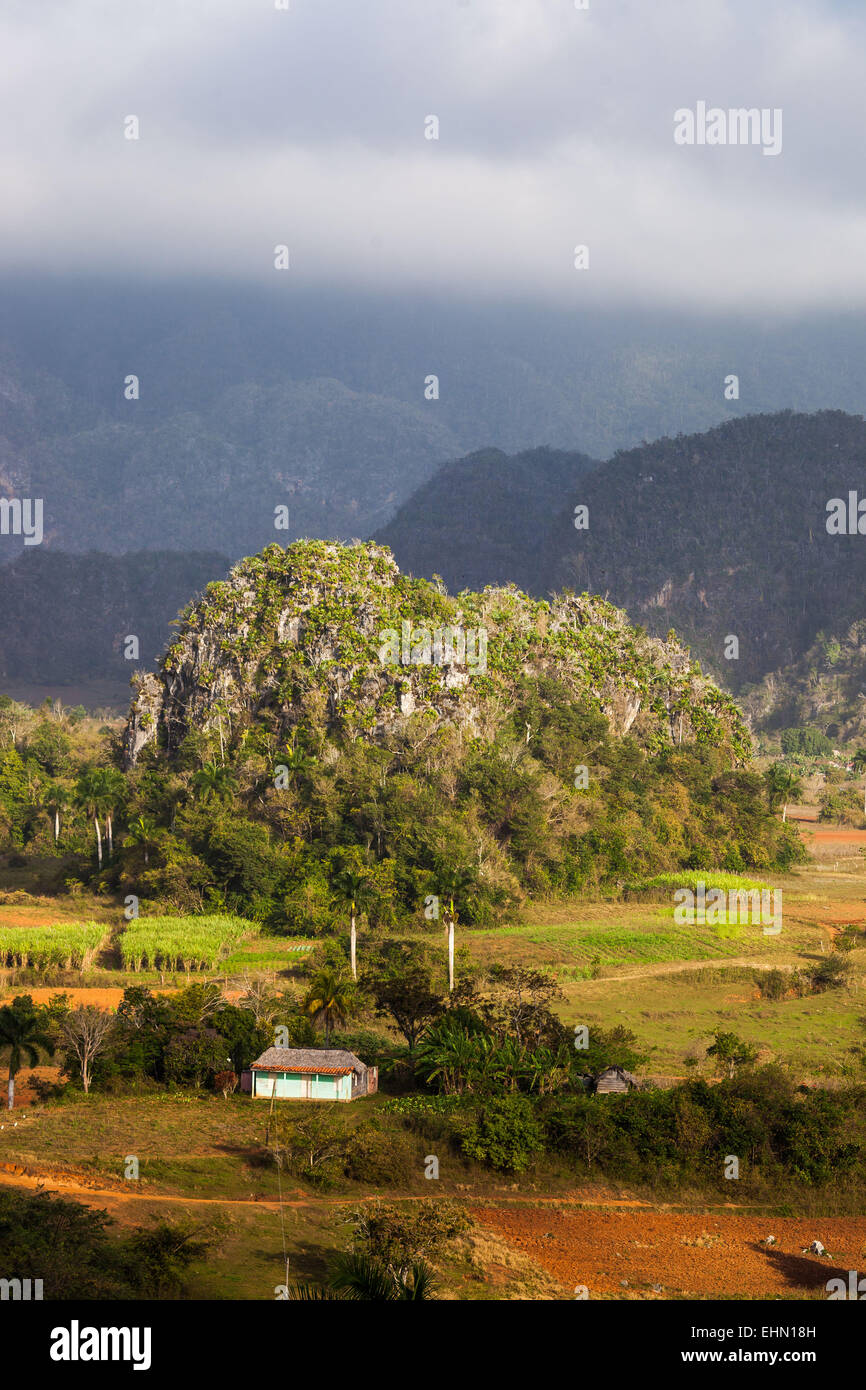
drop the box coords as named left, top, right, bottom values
left=251, top=1047, right=366, bottom=1075
left=596, top=1066, right=639, bottom=1084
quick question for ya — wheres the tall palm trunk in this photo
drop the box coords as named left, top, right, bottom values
left=54, top=810, right=60, bottom=843
left=350, top=908, right=357, bottom=981
left=93, top=816, right=103, bottom=868
left=106, top=812, right=113, bottom=857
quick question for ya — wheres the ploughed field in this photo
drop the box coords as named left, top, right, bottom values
left=471, top=1206, right=866, bottom=1299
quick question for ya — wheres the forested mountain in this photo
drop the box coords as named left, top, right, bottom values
left=384, top=412, right=866, bottom=735
left=0, top=550, right=228, bottom=684
left=375, top=446, right=598, bottom=593
left=535, top=411, right=866, bottom=695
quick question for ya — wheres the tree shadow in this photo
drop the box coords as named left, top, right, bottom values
left=758, top=1244, right=846, bottom=1293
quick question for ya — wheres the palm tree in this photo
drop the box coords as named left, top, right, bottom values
left=435, top=866, right=476, bottom=993
left=281, top=743, right=317, bottom=780
left=286, top=1254, right=435, bottom=1301
left=99, top=768, right=127, bottom=857
left=852, top=748, right=866, bottom=815
left=331, top=867, right=373, bottom=981
left=125, top=815, right=158, bottom=865
left=40, top=780, right=70, bottom=845
left=0, top=998, right=55, bottom=1110
left=303, top=968, right=356, bottom=1045
left=192, top=762, right=235, bottom=803
left=764, top=764, right=804, bottom=823
left=74, top=769, right=111, bottom=868
left=328, top=1252, right=435, bottom=1301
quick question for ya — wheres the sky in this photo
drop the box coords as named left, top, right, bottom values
left=1, top=0, right=865, bottom=311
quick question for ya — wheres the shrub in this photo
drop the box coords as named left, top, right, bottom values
left=459, top=1095, right=545, bottom=1173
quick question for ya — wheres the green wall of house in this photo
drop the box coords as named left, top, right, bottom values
left=252, top=1071, right=353, bottom=1101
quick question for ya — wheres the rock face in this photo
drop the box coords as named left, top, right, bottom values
left=123, top=540, right=750, bottom=767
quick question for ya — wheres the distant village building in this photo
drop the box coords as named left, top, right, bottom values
left=245, top=1048, right=378, bottom=1102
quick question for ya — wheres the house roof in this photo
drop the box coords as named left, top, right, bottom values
left=596, top=1066, right=639, bottom=1084
left=251, top=1047, right=366, bottom=1075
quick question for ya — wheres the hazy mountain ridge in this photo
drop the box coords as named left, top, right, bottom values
left=375, top=446, right=598, bottom=593
left=0, top=550, right=229, bottom=684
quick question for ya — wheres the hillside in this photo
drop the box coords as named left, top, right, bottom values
left=0, top=549, right=229, bottom=684
left=535, top=411, right=866, bottom=693
left=380, top=412, right=866, bottom=734
left=375, top=446, right=598, bottom=594
left=106, top=540, right=801, bottom=923
left=124, top=539, right=749, bottom=767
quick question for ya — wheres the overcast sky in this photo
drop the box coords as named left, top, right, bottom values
left=1, top=0, right=863, bottom=311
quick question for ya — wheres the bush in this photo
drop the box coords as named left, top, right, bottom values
left=459, top=1096, right=545, bottom=1173
left=756, top=968, right=790, bottom=1001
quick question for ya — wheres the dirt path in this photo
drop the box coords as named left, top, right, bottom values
left=590, top=955, right=797, bottom=984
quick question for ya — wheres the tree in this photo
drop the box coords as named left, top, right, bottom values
left=0, top=996, right=55, bottom=1109
left=763, top=764, right=803, bottom=823
left=435, top=865, right=477, bottom=992
left=286, top=1253, right=436, bottom=1301
left=74, top=769, right=111, bottom=868
left=39, top=780, right=70, bottom=845
left=480, top=965, right=565, bottom=1047
left=270, top=1106, right=348, bottom=1181
left=331, top=866, right=373, bottom=982
left=192, top=762, right=235, bottom=803
left=59, top=1006, right=115, bottom=1094
left=214, top=1069, right=238, bottom=1098
left=126, top=1216, right=222, bottom=1298
left=99, top=767, right=127, bottom=857
left=347, top=1199, right=468, bottom=1274
left=366, top=947, right=445, bottom=1051
left=328, top=1251, right=436, bottom=1301
left=125, top=814, right=158, bottom=864
left=706, top=1030, right=758, bottom=1080
left=303, top=968, right=357, bottom=1044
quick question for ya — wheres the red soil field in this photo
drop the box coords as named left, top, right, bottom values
left=472, top=1206, right=866, bottom=1298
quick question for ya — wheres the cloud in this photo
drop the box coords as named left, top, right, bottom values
left=1, top=0, right=864, bottom=310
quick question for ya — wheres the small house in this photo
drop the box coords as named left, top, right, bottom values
left=247, top=1047, right=378, bottom=1102
left=593, top=1065, right=639, bottom=1095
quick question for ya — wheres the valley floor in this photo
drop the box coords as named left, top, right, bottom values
left=1, top=815, right=864, bottom=1300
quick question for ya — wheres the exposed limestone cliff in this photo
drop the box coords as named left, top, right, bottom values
left=123, top=540, right=750, bottom=767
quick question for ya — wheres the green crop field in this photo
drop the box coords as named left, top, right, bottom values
left=119, top=914, right=254, bottom=972
left=0, top=920, right=107, bottom=970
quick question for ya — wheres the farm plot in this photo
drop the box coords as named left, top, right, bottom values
left=120, top=915, right=253, bottom=972
left=0, top=921, right=107, bottom=970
